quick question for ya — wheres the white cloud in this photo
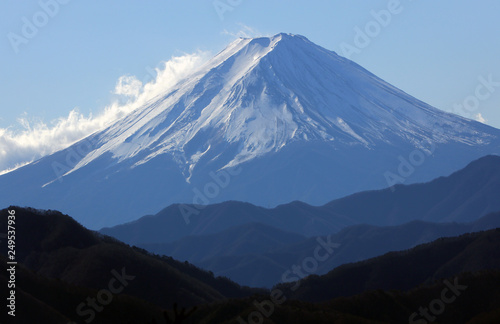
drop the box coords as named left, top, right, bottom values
left=114, top=75, right=143, bottom=99
left=222, top=24, right=265, bottom=39
left=0, top=52, right=209, bottom=174
left=139, top=52, right=209, bottom=103
left=475, top=113, right=487, bottom=123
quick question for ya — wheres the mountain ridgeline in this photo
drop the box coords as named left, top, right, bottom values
left=140, top=212, right=500, bottom=288
left=1, top=207, right=500, bottom=323
left=1, top=33, right=500, bottom=228
left=1, top=32, right=500, bottom=323
left=101, top=155, right=500, bottom=245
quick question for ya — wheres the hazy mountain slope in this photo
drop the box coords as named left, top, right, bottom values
left=101, top=155, right=500, bottom=246
left=100, top=200, right=353, bottom=244
left=141, top=222, right=306, bottom=264
left=145, top=212, right=498, bottom=288
left=1, top=34, right=500, bottom=229
left=323, top=153, right=500, bottom=225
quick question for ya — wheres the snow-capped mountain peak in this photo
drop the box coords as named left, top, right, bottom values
left=68, top=33, right=493, bottom=180
left=2, top=33, right=499, bottom=229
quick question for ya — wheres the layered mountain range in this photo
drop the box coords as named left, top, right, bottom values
left=101, top=155, right=500, bottom=287
left=101, top=155, right=500, bottom=244
left=1, top=33, right=499, bottom=228
left=2, top=207, right=500, bottom=323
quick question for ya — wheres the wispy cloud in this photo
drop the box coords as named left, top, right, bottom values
left=114, top=75, right=143, bottom=99
left=0, top=52, right=209, bottom=174
left=222, top=24, right=265, bottom=39
left=474, top=113, right=487, bottom=123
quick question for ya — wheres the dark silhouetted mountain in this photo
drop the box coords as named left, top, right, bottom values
left=181, top=270, right=500, bottom=324
left=2, top=207, right=500, bottom=323
left=101, top=155, right=500, bottom=247
left=0, top=253, right=166, bottom=324
left=277, top=228, right=500, bottom=303
left=5, top=250, right=500, bottom=323
left=0, top=206, right=261, bottom=319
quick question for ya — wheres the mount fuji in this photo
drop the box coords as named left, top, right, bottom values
left=1, top=33, right=499, bottom=229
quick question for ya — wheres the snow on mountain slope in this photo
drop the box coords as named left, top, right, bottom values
left=67, top=34, right=494, bottom=180
left=1, top=33, right=499, bottom=228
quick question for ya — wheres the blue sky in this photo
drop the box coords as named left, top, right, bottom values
left=1, top=0, right=500, bottom=171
